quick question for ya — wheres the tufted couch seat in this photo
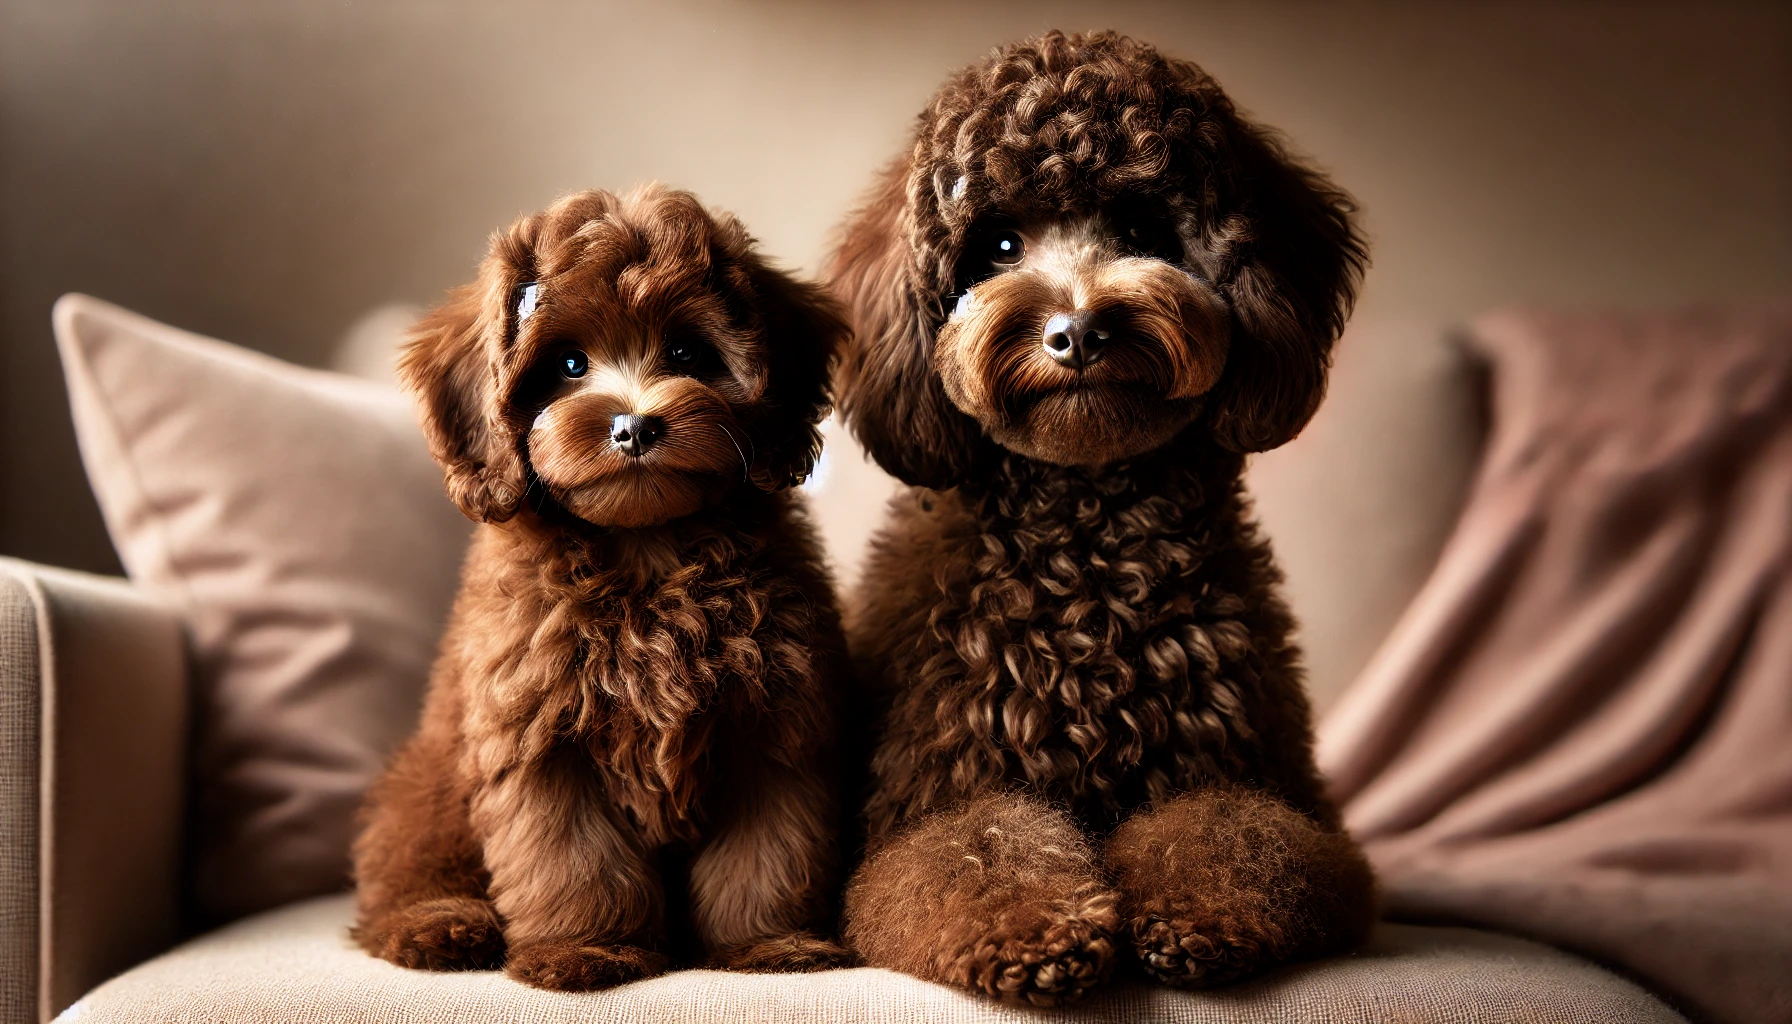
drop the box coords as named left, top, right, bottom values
left=61, top=892, right=1683, bottom=1023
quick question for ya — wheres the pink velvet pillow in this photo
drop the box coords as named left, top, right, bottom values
left=54, top=294, right=470, bottom=924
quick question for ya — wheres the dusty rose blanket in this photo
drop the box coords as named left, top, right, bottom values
left=1317, top=309, right=1792, bottom=1024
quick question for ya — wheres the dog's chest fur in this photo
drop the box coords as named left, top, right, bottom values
left=858, top=444, right=1302, bottom=834
left=459, top=512, right=820, bottom=846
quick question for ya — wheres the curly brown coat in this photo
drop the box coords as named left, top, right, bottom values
left=351, top=186, right=855, bottom=991
left=830, top=31, right=1377, bottom=1005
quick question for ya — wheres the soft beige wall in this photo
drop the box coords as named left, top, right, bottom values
left=3, top=1, right=1788, bottom=701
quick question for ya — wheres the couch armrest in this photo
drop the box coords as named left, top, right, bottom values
left=0, top=558, right=187, bottom=1024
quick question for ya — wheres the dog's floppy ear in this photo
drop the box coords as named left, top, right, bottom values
left=1201, top=119, right=1367, bottom=454
left=828, top=162, right=987, bottom=489
left=740, top=261, right=848, bottom=491
left=398, top=224, right=541, bottom=522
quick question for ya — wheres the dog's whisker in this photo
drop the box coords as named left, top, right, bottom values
left=717, top=422, right=750, bottom=482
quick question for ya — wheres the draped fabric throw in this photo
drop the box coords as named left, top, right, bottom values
left=1318, top=309, right=1792, bottom=1024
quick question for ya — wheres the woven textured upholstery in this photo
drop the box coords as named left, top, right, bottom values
left=56, top=895, right=1685, bottom=1024
left=0, top=559, right=187, bottom=1023
left=1, top=570, right=40, bottom=1024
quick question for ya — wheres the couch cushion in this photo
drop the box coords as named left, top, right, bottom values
left=52, top=294, right=471, bottom=925
left=1247, top=318, right=1485, bottom=713
left=56, top=895, right=1684, bottom=1024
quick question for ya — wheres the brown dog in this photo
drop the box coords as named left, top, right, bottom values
left=829, top=32, right=1377, bottom=1005
left=351, top=185, right=854, bottom=991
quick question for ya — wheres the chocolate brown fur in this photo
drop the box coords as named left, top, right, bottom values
left=353, top=186, right=854, bottom=990
left=831, top=32, right=1375, bottom=1005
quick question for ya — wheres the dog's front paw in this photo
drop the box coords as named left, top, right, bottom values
left=710, top=932, right=856, bottom=972
left=969, top=904, right=1117, bottom=1007
left=848, top=794, right=1122, bottom=1006
left=356, top=896, right=505, bottom=971
left=1129, top=914, right=1262, bottom=988
left=1106, top=788, right=1378, bottom=989
left=505, top=940, right=669, bottom=991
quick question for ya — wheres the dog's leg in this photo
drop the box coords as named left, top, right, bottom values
left=844, top=792, right=1119, bottom=1006
left=690, top=760, right=854, bottom=972
left=474, top=746, right=670, bottom=991
left=1105, top=786, right=1376, bottom=987
left=352, top=713, right=504, bottom=971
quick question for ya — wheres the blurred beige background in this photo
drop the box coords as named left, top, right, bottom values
left=3, top=1, right=1788, bottom=706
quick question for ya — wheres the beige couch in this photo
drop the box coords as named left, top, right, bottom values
left=0, top=305, right=1693, bottom=1022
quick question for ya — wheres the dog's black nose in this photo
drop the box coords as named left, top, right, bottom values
left=610, top=414, right=663, bottom=457
left=1042, top=310, right=1111, bottom=369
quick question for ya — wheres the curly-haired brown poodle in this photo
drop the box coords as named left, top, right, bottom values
left=829, top=31, right=1377, bottom=1005
left=351, top=185, right=855, bottom=991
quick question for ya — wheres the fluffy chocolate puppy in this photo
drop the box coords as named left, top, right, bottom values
left=352, top=185, right=853, bottom=991
left=830, top=32, right=1376, bottom=1005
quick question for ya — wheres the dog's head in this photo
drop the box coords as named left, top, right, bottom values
left=831, top=30, right=1366, bottom=485
left=401, top=185, right=844, bottom=528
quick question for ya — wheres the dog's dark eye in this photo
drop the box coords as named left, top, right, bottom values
left=989, top=230, right=1025, bottom=266
left=664, top=336, right=716, bottom=375
left=560, top=350, right=588, bottom=379
left=1121, top=219, right=1181, bottom=262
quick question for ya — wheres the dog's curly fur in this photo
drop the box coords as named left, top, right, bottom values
left=351, top=186, right=855, bottom=991
left=830, top=31, right=1376, bottom=1005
